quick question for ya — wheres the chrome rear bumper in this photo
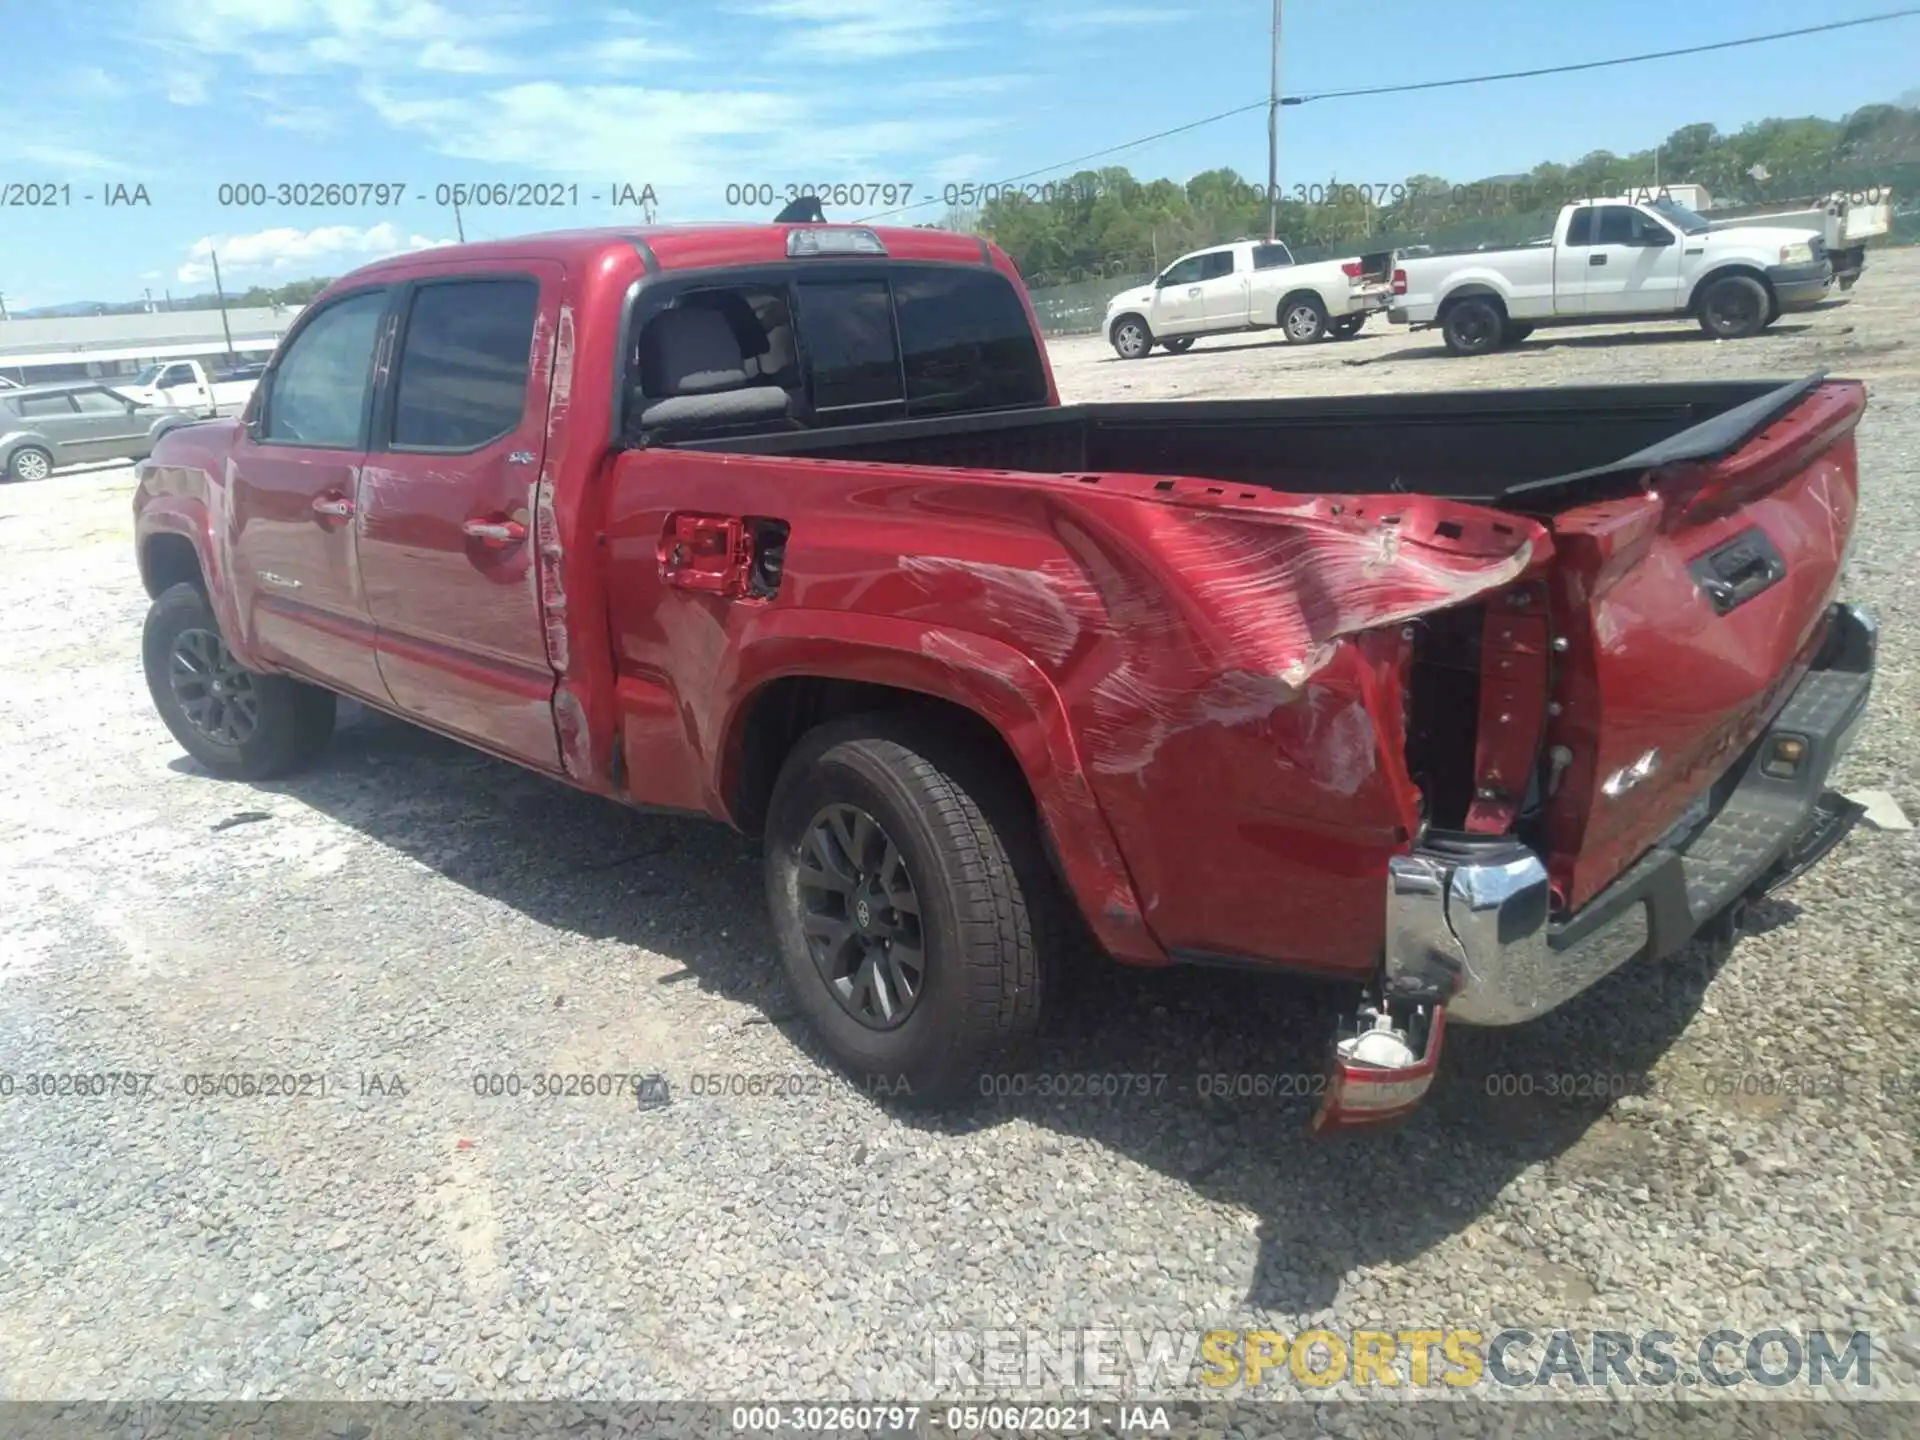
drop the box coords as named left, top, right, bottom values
left=1383, top=602, right=1875, bottom=1027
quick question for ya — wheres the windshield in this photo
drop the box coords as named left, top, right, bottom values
left=131, top=364, right=165, bottom=386
left=1648, top=197, right=1712, bottom=235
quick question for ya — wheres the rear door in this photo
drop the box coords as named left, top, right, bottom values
left=1552, top=205, right=1597, bottom=314
left=355, top=264, right=562, bottom=769
left=12, top=390, right=86, bottom=463
left=226, top=285, right=392, bottom=701
left=1582, top=205, right=1683, bottom=315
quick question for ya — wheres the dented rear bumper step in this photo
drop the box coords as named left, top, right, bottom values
left=1386, top=602, right=1876, bottom=1029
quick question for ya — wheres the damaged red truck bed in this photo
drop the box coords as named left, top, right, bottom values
left=132, top=222, right=1876, bottom=1131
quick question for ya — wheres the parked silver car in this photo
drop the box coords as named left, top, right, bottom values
left=1, top=382, right=198, bottom=482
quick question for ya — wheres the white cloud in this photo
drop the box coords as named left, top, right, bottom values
left=155, top=0, right=547, bottom=76
left=740, top=0, right=978, bottom=60
left=178, top=223, right=453, bottom=285
left=1029, top=7, right=1187, bottom=32
left=67, top=67, right=129, bottom=100
left=359, top=80, right=1001, bottom=191
left=0, top=138, right=118, bottom=171
left=164, top=66, right=212, bottom=105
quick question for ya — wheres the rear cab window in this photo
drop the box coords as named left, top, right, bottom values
left=627, top=263, right=1048, bottom=436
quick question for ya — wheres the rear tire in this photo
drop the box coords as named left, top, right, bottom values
left=1110, top=315, right=1153, bottom=360
left=142, top=582, right=337, bottom=780
left=1441, top=297, right=1506, bottom=356
left=6, top=445, right=53, bottom=483
left=1279, top=296, right=1329, bottom=344
left=1696, top=275, right=1771, bottom=340
left=1329, top=315, right=1365, bottom=340
left=763, top=713, right=1056, bottom=1104
left=1160, top=337, right=1195, bottom=354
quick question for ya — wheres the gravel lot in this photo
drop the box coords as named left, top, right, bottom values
left=2, top=252, right=1917, bottom=1409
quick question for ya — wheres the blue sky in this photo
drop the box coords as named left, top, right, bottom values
left=0, top=0, right=1914, bottom=307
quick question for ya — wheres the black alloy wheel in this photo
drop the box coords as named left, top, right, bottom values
left=795, top=802, right=927, bottom=1029
left=168, top=626, right=261, bottom=747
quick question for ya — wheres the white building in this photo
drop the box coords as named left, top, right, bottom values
left=0, top=306, right=303, bottom=386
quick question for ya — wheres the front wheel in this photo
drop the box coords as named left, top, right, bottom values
left=142, top=582, right=337, bottom=779
left=1110, top=316, right=1153, bottom=360
left=1329, top=315, right=1365, bottom=340
left=1280, top=296, right=1328, bottom=344
left=1697, top=275, right=1771, bottom=340
left=763, top=714, right=1055, bottom=1103
left=1160, top=336, right=1196, bottom=354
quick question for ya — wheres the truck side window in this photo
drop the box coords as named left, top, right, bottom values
left=893, top=270, right=1048, bottom=416
left=795, top=280, right=904, bottom=414
left=1159, top=256, right=1204, bottom=286
left=1252, top=244, right=1293, bottom=269
left=1197, top=251, right=1236, bottom=280
left=1594, top=207, right=1643, bottom=246
left=263, top=289, right=388, bottom=448
left=392, top=278, right=539, bottom=450
left=1561, top=207, right=1596, bottom=247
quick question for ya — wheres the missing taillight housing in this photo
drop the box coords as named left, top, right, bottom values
left=1405, top=604, right=1485, bottom=830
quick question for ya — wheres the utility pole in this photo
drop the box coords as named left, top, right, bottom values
left=452, top=197, right=466, bottom=242
left=210, top=249, right=237, bottom=364
left=1266, top=0, right=1283, bottom=241
left=0, top=292, right=8, bottom=322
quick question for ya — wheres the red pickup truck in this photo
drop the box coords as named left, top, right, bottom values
left=133, top=221, right=1876, bottom=1132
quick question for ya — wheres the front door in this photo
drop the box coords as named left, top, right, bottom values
left=354, top=264, right=562, bottom=770
left=1149, top=254, right=1209, bottom=335
left=226, top=286, right=392, bottom=701
left=1581, top=205, right=1684, bottom=315
left=68, top=387, right=155, bottom=462
left=1552, top=205, right=1597, bottom=315
left=1199, top=249, right=1249, bottom=325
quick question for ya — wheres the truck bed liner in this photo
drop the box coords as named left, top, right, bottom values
left=668, top=376, right=1828, bottom=514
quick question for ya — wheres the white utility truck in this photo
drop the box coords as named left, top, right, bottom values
left=1388, top=195, right=1839, bottom=355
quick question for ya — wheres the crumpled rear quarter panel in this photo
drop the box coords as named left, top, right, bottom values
left=605, top=451, right=1546, bottom=976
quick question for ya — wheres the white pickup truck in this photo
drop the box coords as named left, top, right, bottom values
left=116, top=358, right=260, bottom=418
left=1104, top=239, right=1395, bottom=358
left=1388, top=196, right=1837, bottom=356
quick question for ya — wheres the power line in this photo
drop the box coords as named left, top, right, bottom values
left=1288, top=7, right=1920, bottom=104
left=856, top=7, right=1920, bottom=223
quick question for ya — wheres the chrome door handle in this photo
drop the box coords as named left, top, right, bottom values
left=463, top=517, right=527, bottom=548
left=312, top=494, right=354, bottom=519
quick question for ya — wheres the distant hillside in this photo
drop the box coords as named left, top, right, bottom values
left=13, top=277, right=333, bottom=320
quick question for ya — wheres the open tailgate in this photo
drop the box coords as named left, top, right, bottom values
left=1499, top=375, right=1867, bottom=911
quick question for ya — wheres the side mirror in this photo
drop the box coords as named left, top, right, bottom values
left=1153, top=274, right=1169, bottom=288
left=1641, top=228, right=1675, bottom=247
